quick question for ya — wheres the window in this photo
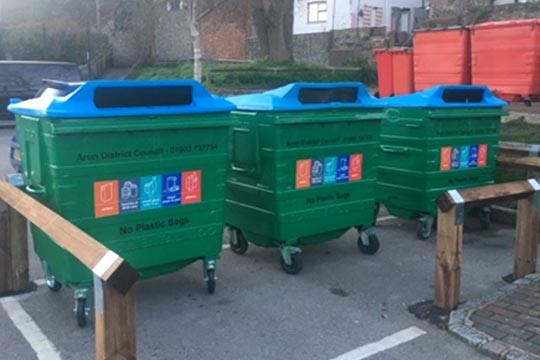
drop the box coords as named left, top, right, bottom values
left=308, top=2, right=327, bottom=23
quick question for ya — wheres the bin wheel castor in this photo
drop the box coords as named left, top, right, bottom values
left=206, top=269, right=216, bottom=294
left=280, top=253, right=303, bottom=275
left=230, top=229, right=248, bottom=255
left=525, top=99, right=532, bottom=107
left=416, top=221, right=432, bottom=241
left=372, top=203, right=381, bottom=226
left=46, top=277, right=62, bottom=292
left=358, top=233, right=380, bottom=255
left=480, top=209, right=491, bottom=230
left=76, top=298, right=87, bottom=328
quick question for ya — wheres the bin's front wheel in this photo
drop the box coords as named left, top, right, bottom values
left=46, top=277, right=62, bottom=292
left=358, top=233, right=380, bottom=255
left=416, top=221, right=432, bottom=241
left=206, top=269, right=216, bottom=294
left=280, top=253, right=303, bottom=275
left=76, top=298, right=87, bottom=328
left=230, top=229, right=248, bottom=255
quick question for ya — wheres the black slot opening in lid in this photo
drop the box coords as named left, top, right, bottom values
left=298, top=87, right=358, bottom=104
left=94, top=85, right=192, bottom=108
left=442, top=89, right=484, bottom=103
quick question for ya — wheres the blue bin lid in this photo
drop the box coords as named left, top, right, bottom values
left=384, top=85, right=507, bottom=108
left=227, top=82, right=384, bottom=111
left=7, top=80, right=235, bottom=118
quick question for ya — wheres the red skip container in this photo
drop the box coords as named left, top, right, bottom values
left=472, top=19, right=540, bottom=103
left=374, top=48, right=414, bottom=97
left=413, top=27, right=471, bottom=91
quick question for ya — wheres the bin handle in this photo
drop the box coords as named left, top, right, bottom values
left=380, top=145, right=420, bottom=154
left=230, top=125, right=260, bottom=176
left=26, top=183, right=46, bottom=195
left=404, top=123, right=422, bottom=128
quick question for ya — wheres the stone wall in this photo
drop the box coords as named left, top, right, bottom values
left=292, top=27, right=388, bottom=67
left=426, top=1, right=540, bottom=26
left=293, top=32, right=331, bottom=66
left=155, top=6, right=193, bottom=63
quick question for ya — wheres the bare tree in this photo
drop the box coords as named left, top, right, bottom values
left=251, top=0, right=294, bottom=61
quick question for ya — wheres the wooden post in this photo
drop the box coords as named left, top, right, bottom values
left=514, top=193, right=539, bottom=278
left=95, top=277, right=137, bottom=360
left=0, top=200, right=31, bottom=296
left=435, top=206, right=463, bottom=310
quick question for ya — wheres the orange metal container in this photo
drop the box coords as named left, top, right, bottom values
left=391, top=48, right=414, bottom=95
left=472, top=19, right=540, bottom=101
left=374, top=49, right=394, bottom=97
left=413, top=27, right=471, bottom=91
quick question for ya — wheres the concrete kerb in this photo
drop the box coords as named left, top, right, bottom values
left=449, top=273, right=540, bottom=360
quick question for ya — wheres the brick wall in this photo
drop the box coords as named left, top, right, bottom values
left=199, top=0, right=251, bottom=60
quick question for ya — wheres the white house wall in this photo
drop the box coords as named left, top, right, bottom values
left=294, top=0, right=424, bottom=34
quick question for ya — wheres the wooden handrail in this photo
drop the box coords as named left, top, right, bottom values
left=0, top=180, right=139, bottom=359
left=0, top=181, right=139, bottom=293
left=435, top=179, right=539, bottom=311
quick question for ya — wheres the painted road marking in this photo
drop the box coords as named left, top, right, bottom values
left=330, top=326, right=427, bottom=360
left=0, top=296, right=62, bottom=360
left=34, top=279, right=46, bottom=287
left=376, top=215, right=397, bottom=223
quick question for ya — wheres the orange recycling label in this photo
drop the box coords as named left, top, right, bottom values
left=182, top=170, right=202, bottom=204
left=296, top=160, right=312, bottom=189
left=94, top=180, right=119, bottom=218
left=348, top=154, right=363, bottom=181
left=440, top=147, right=452, bottom=171
left=478, top=144, right=488, bottom=167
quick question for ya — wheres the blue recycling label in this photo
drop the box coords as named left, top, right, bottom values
left=460, top=146, right=470, bottom=169
left=311, top=158, right=324, bottom=186
left=336, top=155, right=349, bottom=183
left=323, top=157, right=337, bottom=184
left=451, top=147, right=461, bottom=169
left=119, top=178, right=140, bottom=213
left=161, top=173, right=181, bottom=206
left=140, top=175, right=162, bottom=210
left=468, top=145, right=478, bottom=168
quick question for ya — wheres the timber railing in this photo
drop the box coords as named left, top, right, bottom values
left=0, top=180, right=139, bottom=360
left=434, top=179, right=540, bottom=311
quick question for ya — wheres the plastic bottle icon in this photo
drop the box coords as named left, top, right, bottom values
left=299, top=162, right=309, bottom=177
left=185, top=173, right=199, bottom=192
left=339, top=157, right=348, bottom=170
left=100, top=183, right=114, bottom=203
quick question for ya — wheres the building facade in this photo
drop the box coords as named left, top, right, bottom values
left=294, top=0, right=426, bottom=34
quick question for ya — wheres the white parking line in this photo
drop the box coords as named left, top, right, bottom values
left=376, top=215, right=397, bottom=223
left=34, top=279, right=46, bottom=287
left=330, top=326, right=426, bottom=360
left=0, top=296, right=62, bottom=360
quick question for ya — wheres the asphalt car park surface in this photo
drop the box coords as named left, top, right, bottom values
left=0, top=128, right=523, bottom=359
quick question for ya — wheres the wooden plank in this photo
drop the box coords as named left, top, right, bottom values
left=95, top=279, right=136, bottom=360
left=514, top=193, right=539, bottom=278
left=0, top=180, right=139, bottom=293
left=434, top=207, right=463, bottom=310
left=0, top=200, right=31, bottom=296
left=437, top=180, right=536, bottom=212
left=497, top=154, right=540, bottom=172
left=499, top=141, right=540, bottom=158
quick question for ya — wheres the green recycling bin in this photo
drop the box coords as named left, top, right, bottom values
left=224, top=82, right=384, bottom=274
left=8, top=80, right=234, bottom=326
left=376, top=85, right=507, bottom=240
